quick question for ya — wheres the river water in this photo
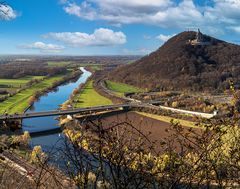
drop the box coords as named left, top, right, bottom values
left=22, top=67, right=92, bottom=151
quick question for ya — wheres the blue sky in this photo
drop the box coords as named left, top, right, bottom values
left=1, top=0, right=240, bottom=55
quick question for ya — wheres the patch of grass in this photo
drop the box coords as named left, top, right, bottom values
left=0, top=75, right=64, bottom=114
left=0, top=76, right=45, bottom=98
left=0, top=76, right=44, bottom=87
left=47, top=61, right=71, bottom=67
left=77, top=64, right=102, bottom=71
left=73, top=80, right=112, bottom=108
left=136, top=112, right=197, bottom=128
left=106, top=80, right=144, bottom=96
left=88, top=65, right=101, bottom=71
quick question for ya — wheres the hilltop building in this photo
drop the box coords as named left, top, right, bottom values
left=189, top=29, right=211, bottom=46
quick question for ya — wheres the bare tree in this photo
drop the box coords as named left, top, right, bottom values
left=0, top=100, right=240, bottom=188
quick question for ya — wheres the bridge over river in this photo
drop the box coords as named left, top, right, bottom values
left=0, top=104, right=134, bottom=121
left=0, top=100, right=216, bottom=122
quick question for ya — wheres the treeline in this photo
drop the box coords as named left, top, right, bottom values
left=0, top=61, right=68, bottom=79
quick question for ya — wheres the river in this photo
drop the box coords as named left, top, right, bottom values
left=22, top=67, right=92, bottom=152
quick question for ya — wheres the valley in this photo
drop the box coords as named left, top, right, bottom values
left=0, top=34, right=239, bottom=188
left=2, top=0, right=240, bottom=187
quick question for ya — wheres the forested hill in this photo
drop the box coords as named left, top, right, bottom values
left=109, top=31, right=240, bottom=92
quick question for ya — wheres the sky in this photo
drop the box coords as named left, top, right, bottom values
left=1, top=0, right=240, bottom=55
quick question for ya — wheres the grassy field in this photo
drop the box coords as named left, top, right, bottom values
left=47, top=61, right=71, bottom=67
left=0, top=75, right=64, bottom=114
left=136, top=112, right=197, bottom=128
left=106, top=80, right=144, bottom=96
left=0, top=76, right=45, bottom=99
left=77, top=63, right=102, bottom=71
left=0, top=76, right=44, bottom=87
left=73, top=80, right=112, bottom=108
left=87, top=65, right=101, bottom=71
left=48, top=62, right=102, bottom=71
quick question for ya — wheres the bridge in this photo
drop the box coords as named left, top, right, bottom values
left=0, top=100, right=216, bottom=122
left=0, top=104, right=133, bottom=121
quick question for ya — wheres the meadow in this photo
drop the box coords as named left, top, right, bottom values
left=105, top=80, right=143, bottom=96
left=47, top=61, right=71, bottom=67
left=73, top=80, right=112, bottom=108
left=0, top=76, right=44, bottom=88
left=0, top=75, right=64, bottom=114
left=0, top=76, right=45, bottom=97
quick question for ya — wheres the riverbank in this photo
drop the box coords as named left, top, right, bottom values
left=22, top=67, right=91, bottom=134
left=61, top=67, right=112, bottom=110
left=0, top=69, right=82, bottom=114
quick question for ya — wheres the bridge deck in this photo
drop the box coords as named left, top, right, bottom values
left=0, top=100, right=215, bottom=121
left=0, top=104, right=131, bottom=120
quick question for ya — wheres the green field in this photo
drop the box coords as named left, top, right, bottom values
left=47, top=62, right=102, bottom=71
left=0, top=76, right=44, bottom=87
left=47, top=61, right=71, bottom=67
left=73, top=80, right=112, bottom=108
left=106, top=80, right=144, bottom=96
left=78, top=63, right=102, bottom=71
left=0, top=76, right=45, bottom=99
left=87, top=65, right=101, bottom=71
left=0, top=75, right=64, bottom=114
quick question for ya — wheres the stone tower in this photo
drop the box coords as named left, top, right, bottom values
left=189, top=29, right=210, bottom=46
left=196, top=29, right=203, bottom=42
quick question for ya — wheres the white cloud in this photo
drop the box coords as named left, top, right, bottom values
left=205, top=0, right=240, bottom=27
left=20, top=42, right=65, bottom=53
left=64, top=2, right=97, bottom=20
left=62, top=0, right=202, bottom=27
left=61, top=0, right=240, bottom=36
left=156, top=34, right=176, bottom=42
left=43, top=28, right=127, bottom=47
left=93, top=0, right=172, bottom=8
left=0, top=3, right=17, bottom=20
left=228, top=26, right=240, bottom=33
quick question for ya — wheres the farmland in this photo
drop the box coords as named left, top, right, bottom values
left=0, top=76, right=45, bottom=95
left=0, top=74, right=65, bottom=114
left=47, top=61, right=71, bottom=67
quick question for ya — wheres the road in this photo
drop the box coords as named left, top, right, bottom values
left=97, top=79, right=216, bottom=119
left=0, top=82, right=216, bottom=121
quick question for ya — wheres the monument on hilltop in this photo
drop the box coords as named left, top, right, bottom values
left=189, top=29, right=211, bottom=46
